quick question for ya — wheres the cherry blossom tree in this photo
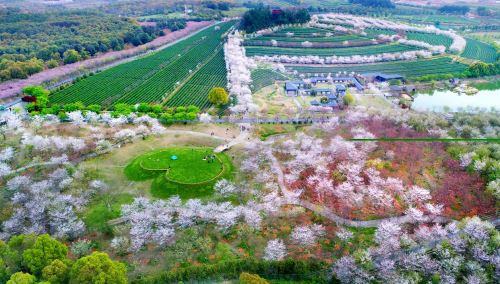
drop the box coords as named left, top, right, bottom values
left=331, top=217, right=499, bottom=283
left=225, top=31, right=257, bottom=113
left=290, top=224, right=325, bottom=247
left=263, top=239, right=287, bottom=260
left=199, top=113, right=212, bottom=123
left=1, top=171, right=86, bottom=240
left=214, top=179, right=238, bottom=197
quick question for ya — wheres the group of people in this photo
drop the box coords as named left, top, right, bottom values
left=203, top=155, right=216, bottom=163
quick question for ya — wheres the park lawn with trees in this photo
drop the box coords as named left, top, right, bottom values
left=1, top=2, right=500, bottom=284
left=2, top=81, right=500, bottom=283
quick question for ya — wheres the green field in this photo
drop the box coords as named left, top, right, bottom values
left=390, top=14, right=485, bottom=29
left=245, top=43, right=420, bottom=57
left=50, top=21, right=234, bottom=107
left=287, top=57, right=468, bottom=78
left=251, top=69, right=289, bottom=92
left=125, top=147, right=233, bottom=199
left=461, top=38, right=499, bottom=63
left=248, top=34, right=369, bottom=43
left=165, top=50, right=227, bottom=109
left=407, top=32, right=453, bottom=49
left=276, top=27, right=333, bottom=35
left=139, top=148, right=223, bottom=183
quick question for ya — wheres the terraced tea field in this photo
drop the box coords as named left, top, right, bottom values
left=50, top=21, right=235, bottom=107
left=245, top=44, right=420, bottom=57
left=247, top=34, right=369, bottom=43
left=250, top=69, right=289, bottom=92
left=286, top=57, right=468, bottom=78
left=461, top=38, right=499, bottom=63
left=406, top=32, right=453, bottom=49
left=165, top=50, right=227, bottom=109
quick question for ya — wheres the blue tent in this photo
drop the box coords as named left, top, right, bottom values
left=170, top=155, right=178, bottom=160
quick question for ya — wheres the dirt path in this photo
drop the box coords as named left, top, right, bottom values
left=265, top=140, right=450, bottom=228
left=0, top=21, right=213, bottom=100
left=214, top=124, right=250, bottom=153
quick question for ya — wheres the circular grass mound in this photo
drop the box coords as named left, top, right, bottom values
left=140, top=148, right=224, bottom=184
left=124, top=147, right=233, bottom=199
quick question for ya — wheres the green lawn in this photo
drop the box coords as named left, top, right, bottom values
left=84, top=193, right=134, bottom=234
left=471, top=80, right=500, bottom=91
left=139, top=147, right=223, bottom=184
left=125, top=147, right=234, bottom=199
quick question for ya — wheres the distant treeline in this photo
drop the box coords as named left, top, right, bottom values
left=416, top=62, right=500, bottom=82
left=0, top=9, right=165, bottom=82
left=438, top=5, right=470, bottom=15
left=240, top=5, right=311, bottom=33
left=349, top=0, right=395, bottom=9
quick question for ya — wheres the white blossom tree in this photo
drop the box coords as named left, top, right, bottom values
left=263, top=239, right=287, bottom=260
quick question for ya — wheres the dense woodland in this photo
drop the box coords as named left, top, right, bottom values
left=0, top=9, right=164, bottom=82
left=438, top=5, right=471, bottom=15
left=240, top=6, right=311, bottom=33
left=348, top=0, right=395, bottom=9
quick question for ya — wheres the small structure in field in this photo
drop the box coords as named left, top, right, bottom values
left=284, top=79, right=347, bottom=108
left=363, top=73, right=405, bottom=83
left=389, top=85, right=416, bottom=97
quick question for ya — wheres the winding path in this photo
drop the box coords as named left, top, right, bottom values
left=5, top=161, right=72, bottom=176
left=266, top=147, right=450, bottom=228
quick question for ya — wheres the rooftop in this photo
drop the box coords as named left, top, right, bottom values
left=285, top=82, right=299, bottom=91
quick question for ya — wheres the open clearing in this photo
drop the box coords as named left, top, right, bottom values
left=127, top=147, right=224, bottom=184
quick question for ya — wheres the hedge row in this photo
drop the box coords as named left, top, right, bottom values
left=132, top=259, right=332, bottom=284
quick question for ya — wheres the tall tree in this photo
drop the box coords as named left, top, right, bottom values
left=69, top=252, right=127, bottom=284
left=22, top=235, right=68, bottom=275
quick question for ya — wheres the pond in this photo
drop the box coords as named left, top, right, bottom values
left=412, top=89, right=500, bottom=112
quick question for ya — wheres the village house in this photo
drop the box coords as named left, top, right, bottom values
left=389, top=85, right=416, bottom=96
left=363, top=72, right=405, bottom=83
left=285, top=79, right=348, bottom=108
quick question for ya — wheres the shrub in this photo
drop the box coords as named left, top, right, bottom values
left=239, top=272, right=269, bottom=284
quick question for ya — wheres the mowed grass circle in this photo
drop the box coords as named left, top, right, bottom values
left=139, top=148, right=224, bottom=184
left=124, top=147, right=234, bottom=199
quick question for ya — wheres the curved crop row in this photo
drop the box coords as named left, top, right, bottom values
left=406, top=32, right=453, bottom=49
left=286, top=57, right=467, bottom=78
left=461, top=38, right=499, bottom=63
left=165, top=50, right=227, bottom=109
left=50, top=21, right=235, bottom=106
left=245, top=43, right=420, bottom=57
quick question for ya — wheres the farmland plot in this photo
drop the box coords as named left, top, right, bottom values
left=406, top=32, right=453, bottom=49
left=245, top=44, right=421, bottom=57
left=165, top=50, right=227, bottom=109
left=251, top=69, right=289, bottom=92
left=287, top=57, right=468, bottom=78
left=50, top=21, right=235, bottom=106
left=461, top=38, right=499, bottom=63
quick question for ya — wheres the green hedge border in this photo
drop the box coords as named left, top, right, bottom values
left=132, top=259, right=331, bottom=284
